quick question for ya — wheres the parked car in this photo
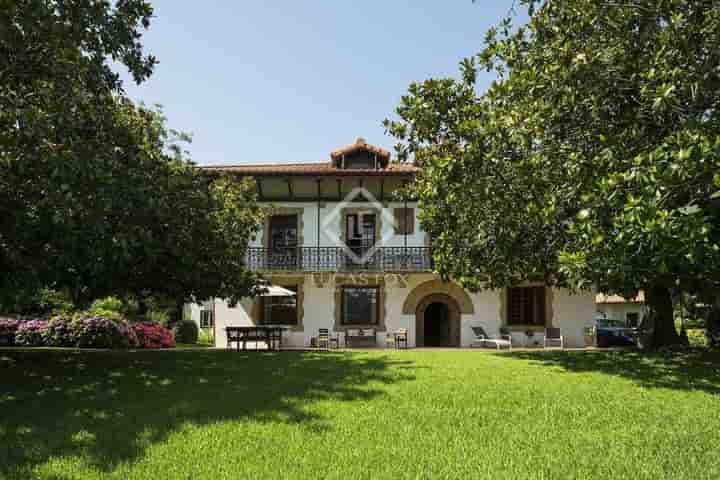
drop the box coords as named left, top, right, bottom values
left=594, top=315, right=636, bottom=347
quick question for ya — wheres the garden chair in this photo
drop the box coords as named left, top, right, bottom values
left=317, top=328, right=339, bottom=350
left=394, top=328, right=408, bottom=349
left=543, top=327, right=564, bottom=349
left=471, top=326, right=512, bottom=350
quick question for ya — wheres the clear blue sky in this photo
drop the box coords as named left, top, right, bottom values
left=120, top=1, right=524, bottom=166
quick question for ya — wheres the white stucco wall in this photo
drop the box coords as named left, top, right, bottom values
left=596, top=303, right=645, bottom=324
left=252, top=200, right=426, bottom=251
left=554, top=289, right=598, bottom=347
left=191, top=274, right=595, bottom=349
left=192, top=197, right=595, bottom=349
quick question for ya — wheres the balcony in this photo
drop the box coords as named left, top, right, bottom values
left=245, top=247, right=433, bottom=273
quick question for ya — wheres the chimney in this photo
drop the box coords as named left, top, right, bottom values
left=355, top=137, right=366, bottom=145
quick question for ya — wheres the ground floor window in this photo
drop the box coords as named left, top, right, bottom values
left=200, top=310, right=214, bottom=329
left=507, top=286, right=546, bottom=326
left=261, top=286, right=298, bottom=325
left=342, top=287, right=378, bottom=325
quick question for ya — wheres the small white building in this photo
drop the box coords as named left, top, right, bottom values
left=595, top=292, right=646, bottom=327
left=187, top=139, right=596, bottom=348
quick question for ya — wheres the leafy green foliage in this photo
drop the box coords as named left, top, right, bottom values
left=198, top=328, right=214, bottom=346
left=0, top=2, right=264, bottom=308
left=89, top=297, right=125, bottom=314
left=172, top=320, right=199, bottom=344
left=387, top=0, right=720, bottom=346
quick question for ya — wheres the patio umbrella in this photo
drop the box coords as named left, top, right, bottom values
left=257, top=285, right=296, bottom=297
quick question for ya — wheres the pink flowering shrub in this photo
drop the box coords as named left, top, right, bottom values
left=72, top=316, right=137, bottom=349
left=131, top=321, right=175, bottom=349
left=45, top=316, right=76, bottom=347
left=15, top=320, right=49, bottom=347
left=0, top=318, right=20, bottom=346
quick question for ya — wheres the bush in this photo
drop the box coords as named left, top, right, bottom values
left=131, top=322, right=175, bottom=349
left=45, top=316, right=77, bottom=347
left=72, top=316, right=136, bottom=349
left=90, top=296, right=124, bottom=313
left=37, top=288, right=75, bottom=315
left=0, top=318, right=20, bottom=346
left=198, top=328, right=214, bottom=346
left=173, top=320, right=199, bottom=344
left=84, top=297, right=127, bottom=322
left=15, top=320, right=49, bottom=347
left=146, top=309, right=170, bottom=326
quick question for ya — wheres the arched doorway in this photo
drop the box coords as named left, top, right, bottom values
left=415, top=294, right=461, bottom=347
left=424, top=302, right=450, bottom=346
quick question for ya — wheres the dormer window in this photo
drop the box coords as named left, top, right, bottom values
left=344, top=151, right=375, bottom=169
left=330, top=137, right=391, bottom=170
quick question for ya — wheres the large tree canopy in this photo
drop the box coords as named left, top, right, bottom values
left=386, top=0, right=720, bottom=346
left=1, top=1, right=263, bottom=309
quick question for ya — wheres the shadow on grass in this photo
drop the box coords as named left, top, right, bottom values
left=0, top=349, right=414, bottom=478
left=502, top=348, right=720, bottom=394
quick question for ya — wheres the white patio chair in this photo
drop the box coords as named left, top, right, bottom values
left=471, top=326, right=512, bottom=350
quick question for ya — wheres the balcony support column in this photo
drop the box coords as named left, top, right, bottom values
left=316, top=179, right=321, bottom=249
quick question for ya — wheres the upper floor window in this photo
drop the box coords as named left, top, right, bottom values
left=507, top=286, right=546, bottom=326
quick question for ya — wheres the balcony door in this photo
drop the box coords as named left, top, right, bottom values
left=268, top=214, right=298, bottom=269
left=346, top=213, right=376, bottom=267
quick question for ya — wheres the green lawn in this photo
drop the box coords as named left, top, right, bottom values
left=1, top=348, right=719, bottom=479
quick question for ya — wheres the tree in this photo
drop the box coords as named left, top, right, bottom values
left=1, top=1, right=264, bottom=310
left=386, top=0, right=720, bottom=347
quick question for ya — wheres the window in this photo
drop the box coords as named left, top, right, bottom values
left=343, top=152, right=375, bottom=169
left=199, top=310, right=214, bottom=329
left=626, top=312, right=640, bottom=328
left=346, top=213, right=376, bottom=249
left=507, top=287, right=546, bottom=326
left=342, top=287, right=379, bottom=325
left=261, top=286, right=298, bottom=325
left=393, top=208, right=415, bottom=235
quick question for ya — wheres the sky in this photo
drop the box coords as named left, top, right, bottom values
left=119, top=1, right=525, bottom=166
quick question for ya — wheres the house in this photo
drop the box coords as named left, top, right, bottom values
left=595, top=292, right=645, bottom=327
left=186, top=138, right=596, bottom=348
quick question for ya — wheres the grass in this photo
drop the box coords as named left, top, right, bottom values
left=1, top=348, right=719, bottom=479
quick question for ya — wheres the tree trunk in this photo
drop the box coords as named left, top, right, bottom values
left=645, top=284, right=684, bottom=348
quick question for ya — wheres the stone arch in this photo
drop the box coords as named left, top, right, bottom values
left=415, top=293, right=461, bottom=347
left=402, top=279, right=474, bottom=315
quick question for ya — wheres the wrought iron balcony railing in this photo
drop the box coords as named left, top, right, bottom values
left=245, top=247, right=433, bottom=272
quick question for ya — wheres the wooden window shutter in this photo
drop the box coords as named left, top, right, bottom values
left=393, top=208, right=415, bottom=235
left=507, top=286, right=546, bottom=325
left=507, top=288, right=524, bottom=325
left=535, top=287, right=546, bottom=325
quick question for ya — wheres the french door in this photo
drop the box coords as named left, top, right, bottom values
left=268, top=214, right=298, bottom=269
left=345, top=213, right=376, bottom=267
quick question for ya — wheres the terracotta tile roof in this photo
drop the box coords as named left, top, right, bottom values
left=330, top=137, right=391, bottom=162
left=201, top=138, right=414, bottom=177
left=595, top=291, right=645, bottom=304
left=201, top=161, right=418, bottom=177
